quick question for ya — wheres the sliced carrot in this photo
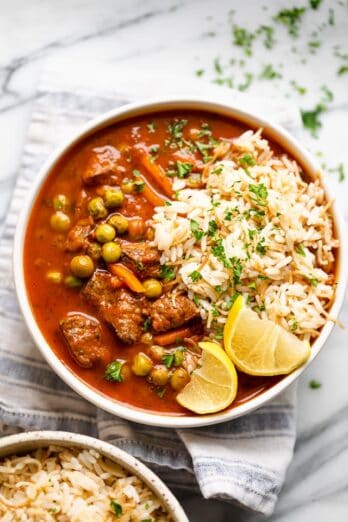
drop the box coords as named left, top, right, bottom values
left=153, top=326, right=194, bottom=346
left=108, top=263, right=145, bottom=293
left=135, top=145, right=173, bottom=198
left=136, top=173, right=167, bottom=207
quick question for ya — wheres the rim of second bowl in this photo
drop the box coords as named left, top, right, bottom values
left=0, top=430, right=188, bottom=521
left=13, top=96, right=348, bottom=428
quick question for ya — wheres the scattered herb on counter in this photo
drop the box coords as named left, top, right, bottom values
left=260, top=64, right=282, bottom=79
left=329, top=163, right=345, bottom=182
left=195, top=68, right=205, bottom=77
left=300, top=104, right=326, bottom=137
left=273, top=7, right=306, bottom=37
left=214, top=57, right=223, bottom=74
left=238, top=72, right=253, bottom=91
left=309, top=0, right=322, bottom=9
left=290, top=80, right=307, bottom=94
left=256, top=25, right=276, bottom=49
left=309, top=379, right=322, bottom=389
left=337, top=65, right=348, bottom=76
left=232, top=25, right=254, bottom=55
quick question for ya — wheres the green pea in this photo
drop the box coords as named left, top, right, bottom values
left=46, top=271, right=62, bottom=284
left=121, top=180, right=135, bottom=194
left=101, top=242, right=122, bottom=263
left=95, top=224, right=116, bottom=243
left=88, top=197, right=108, bottom=219
left=50, top=211, right=71, bottom=232
left=174, top=349, right=185, bottom=367
left=143, top=279, right=163, bottom=298
left=70, top=255, right=94, bottom=278
left=87, top=242, right=102, bottom=260
left=64, top=275, right=83, bottom=288
left=132, top=353, right=153, bottom=376
left=53, top=194, right=70, bottom=211
left=108, top=215, right=129, bottom=234
left=104, top=189, right=124, bottom=208
left=170, top=368, right=190, bottom=391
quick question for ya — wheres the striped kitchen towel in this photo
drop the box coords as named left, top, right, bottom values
left=0, top=59, right=300, bottom=516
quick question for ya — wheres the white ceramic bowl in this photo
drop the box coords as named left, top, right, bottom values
left=13, top=96, right=347, bottom=428
left=0, top=430, right=188, bottom=521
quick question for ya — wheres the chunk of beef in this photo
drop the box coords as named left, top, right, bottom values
left=82, top=270, right=149, bottom=343
left=119, top=240, right=161, bottom=279
left=65, top=222, right=92, bottom=252
left=150, top=293, right=200, bottom=332
left=82, top=145, right=121, bottom=185
left=60, top=313, right=107, bottom=368
left=103, top=288, right=148, bottom=344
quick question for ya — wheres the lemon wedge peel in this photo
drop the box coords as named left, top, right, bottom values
left=176, top=341, right=238, bottom=415
left=224, top=296, right=311, bottom=377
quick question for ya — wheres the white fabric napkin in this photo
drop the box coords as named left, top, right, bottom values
left=0, top=59, right=301, bottom=516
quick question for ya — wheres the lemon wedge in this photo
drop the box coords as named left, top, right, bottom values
left=224, top=295, right=311, bottom=376
left=176, top=341, right=238, bottom=414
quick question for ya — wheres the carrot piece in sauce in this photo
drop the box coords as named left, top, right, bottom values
left=154, top=326, right=194, bottom=346
left=108, top=263, right=145, bottom=293
left=135, top=145, right=173, bottom=198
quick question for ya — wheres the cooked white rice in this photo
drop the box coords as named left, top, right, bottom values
left=0, top=446, right=171, bottom=521
left=152, top=129, right=338, bottom=341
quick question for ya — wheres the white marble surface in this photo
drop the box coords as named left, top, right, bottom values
left=0, top=0, right=347, bottom=520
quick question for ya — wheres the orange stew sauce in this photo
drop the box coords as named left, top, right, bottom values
left=24, top=110, right=281, bottom=416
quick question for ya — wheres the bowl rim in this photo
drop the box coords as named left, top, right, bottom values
left=13, top=95, right=348, bottom=428
left=0, top=430, right=188, bottom=521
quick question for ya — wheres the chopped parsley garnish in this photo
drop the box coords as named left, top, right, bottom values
left=307, top=276, right=319, bottom=287
left=162, top=353, right=175, bottom=368
left=156, top=387, right=166, bottom=398
left=232, top=25, right=254, bottom=55
left=177, top=161, right=193, bottom=178
left=289, top=318, right=298, bottom=332
left=160, top=264, right=175, bottom=282
left=256, top=238, right=267, bottom=255
left=273, top=7, right=306, bottom=37
left=190, top=219, right=204, bottom=241
left=132, top=169, right=141, bottom=177
left=105, top=361, right=124, bottom=383
left=207, top=219, right=218, bottom=237
left=147, top=121, right=156, bottom=133
left=165, top=201, right=172, bottom=206
left=211, top=239, right=232, bottom=269
left=248, top=228, right=258, bottom=240
left=239, top=153, right=256, bottom=167
left=295, top=244, right=306, bottom=256
left=211, top=165, right=223, bottom=175
left=260, top=64, right=282, bottom=80
left=143, top=317, right=152, bottom=332
left=167, top=119, right=188, bottom=143
left=193, top=294, right=200, bottom=306
left=249, top=183, right=268, bottom=206
left=110, top=500, right=123, bottom=517
left=189, top=270, right=203, bottom=282
left=214, top=326, right=224, bottom=340
left=215, top=285, right=223, bottom=293
left=231, top=257, right=243, bottom=284
left=226, top=291, right=241, bottom=309
left=309, top=379, right=321, bottom=389
left=134, top=180, right=145, bottom=192
left=248, top=281, right=257, bottom=290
